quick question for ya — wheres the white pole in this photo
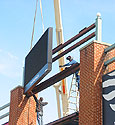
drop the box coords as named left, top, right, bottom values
left=54, top=84, right=61, bottom=118
left=54, top=0, right=69, bottom=117
left=95, top=13, right=102, bottom=42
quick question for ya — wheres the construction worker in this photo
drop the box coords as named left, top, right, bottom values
left=31, top=93, right=48, bottom=125
left=59, top=56, right=80, bottom=89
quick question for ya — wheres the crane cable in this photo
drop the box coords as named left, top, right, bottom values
left=30, top=0, right=44, bottom=50
left=39, top=0, right=44, bottom=33
left=30, top=0, right=38, bottom=50
left=29, top=0, right=44, bottom=123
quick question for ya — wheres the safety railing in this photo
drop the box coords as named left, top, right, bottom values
left=0, top=103, right=10, bottom=120
left=104, top=43, right=115, bottom=66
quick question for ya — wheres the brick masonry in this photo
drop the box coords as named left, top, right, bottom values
left=9, top=86, right=37, bottom=125
left=79, top=40, right=115, bottom=125
left=8, top=40, right=115, bottom=125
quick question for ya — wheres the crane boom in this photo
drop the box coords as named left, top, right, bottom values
left=54, top=0, right=69, bottom=117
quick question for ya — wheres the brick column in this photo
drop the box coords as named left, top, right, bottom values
left=79, top=40, right=115, bottom=125
left=9, top=86, right=37, bottom=125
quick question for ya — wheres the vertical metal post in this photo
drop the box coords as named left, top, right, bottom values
left=95, top=13, right=102, bottom=42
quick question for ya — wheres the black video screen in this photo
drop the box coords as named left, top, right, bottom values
left=24, top=30, right=48, bottom=86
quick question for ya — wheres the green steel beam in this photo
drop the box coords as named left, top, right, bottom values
left=0, top=103, right=10, bottom=111
left=104, top=57, right=115, bottom=66
left=0, top=112, right=9, bottom=120
left=104, top=43, right=115, bottom=53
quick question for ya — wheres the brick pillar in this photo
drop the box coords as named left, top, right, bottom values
left=9, top=86, right=37, bottom=125
left=79, top=40, right=115, bottom=125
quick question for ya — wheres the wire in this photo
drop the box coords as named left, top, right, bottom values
left=30, top=0, right=45, bottom=50
left=39, top=0, right=44, bottom=33
left=30, top=0, right=39, bottom=50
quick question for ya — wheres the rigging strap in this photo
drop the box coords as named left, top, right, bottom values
left=30, top=0, right=38, bottom=50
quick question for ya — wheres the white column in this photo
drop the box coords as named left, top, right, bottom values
left=54, top=0, right=69, bottom=117
left=95, top=13, right=102, bottom=42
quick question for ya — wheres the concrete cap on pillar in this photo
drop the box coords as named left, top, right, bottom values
left=97, top=12, right=101, bottom=17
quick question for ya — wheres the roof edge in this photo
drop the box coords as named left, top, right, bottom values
left=80, top=40, right=112, bottom=51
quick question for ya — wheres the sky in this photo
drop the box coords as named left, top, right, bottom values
left=0, top=0, right=115, bottom=124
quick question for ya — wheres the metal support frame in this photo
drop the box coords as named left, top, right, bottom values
left=0, top=15, right=96, bottom=123
left=0, top=112, right=9, bottom=120
left=0, top=103, right=10, bottom=111
left=104, top=43, right=115, bottom=66
left=104, top=43, right=115, bottom=53
left=0, top=103, right=10, bottom=120
left=32, top=63, right=80, bottom=94
left=53, top=32, right=95, bottom=62
left=31, top=21, right=96, bottom=95
left=104, top=57, right=115, bottom=66
left=52, top=23, right=95, bottom=54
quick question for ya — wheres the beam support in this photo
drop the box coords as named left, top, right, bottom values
left=104, top=43, right=115, bottom=53
left=52, top=23, right=95, bottom=54
left=32, top=63, right=80, bottom=94
left=0, top=103, right=10, bottom=111
left=104, top=57, right=115, bottom=66
left=53, top=32, right=95, bottom=62
left=0, top=112, right=9, bottom=120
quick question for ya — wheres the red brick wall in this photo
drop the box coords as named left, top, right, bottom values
left=9, top=86, right=37, bottom=125
left=79, top=41, right=115, bottom=125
